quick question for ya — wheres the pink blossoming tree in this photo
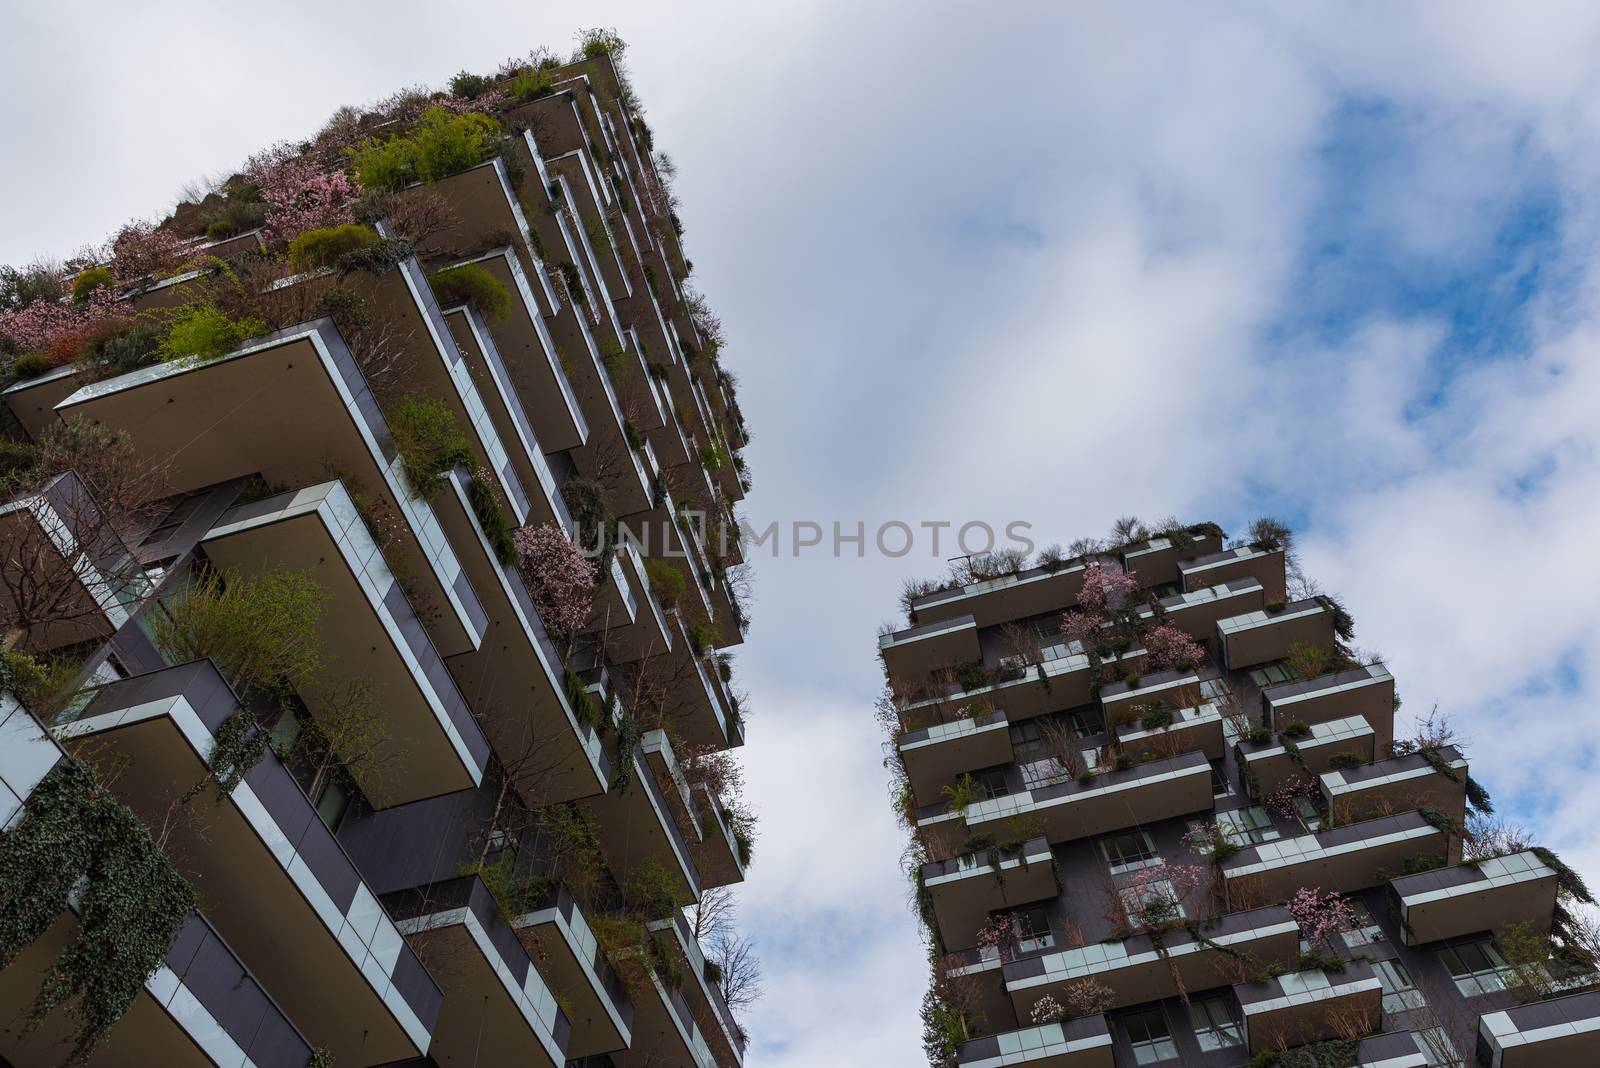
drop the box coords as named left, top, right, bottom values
left=251, top=147, right=362, bottom=249
left=111, top=220, right=196, bottom=284
left=0, top=285, right=123, bottom=357
left=1143, top=623, right=1204, bottom=671
left=975, top=913, right=1017, bottom=962
left=1077, top=561, right=1139, bottom=610
left=1289, top=886, right=1356, bottom=951
left=514, top=523, right=597, bottom=646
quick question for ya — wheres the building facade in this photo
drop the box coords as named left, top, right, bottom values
left=0, top=39, right=754, bottom=1068
left=880, top=522, right=1596, bottom=1068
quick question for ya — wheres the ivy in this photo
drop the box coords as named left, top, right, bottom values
left=610, top=698, right=639, bottom=794
left=0, top=759, right=195, bottom=1059
left=1532, top=846, right=1596, bottom=905
left=184, top=710, right=270, bottom=803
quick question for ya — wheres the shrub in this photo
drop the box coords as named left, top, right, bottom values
left=70, top=266, right=114, bottom=304
left=348, top=107, right=500, bottom=193
left=253, top=151, right=360, bottom=248
left=449, top=71, right=492, bottom=100
left=505, top=67, right=558, bottom=103
left=1327, top=751, right=1366, bottom=770
left=699, top=440, right=728, bottom=472
left=80, top=322, right=162, bottom=380
left=429, top=263, right=511, bottom=321
left=576, top=27, right=626, bottom=59
left=624, top=857, right=689, bottom=921
left=1285, top=641, right=1330, bottom=681
left=558, top=262, right=588, bottom=303
left=157, top=304, right=266, bottom=364
left=468, top=473, right=516, bottom=564
left=289, top=224, right=378, bottom=272
left=388, top=394, right=473, bottom=499
left=1139, top=703, right=1174, bottom=731
left=644, top=558, right=687, bottom=606
left=147, top=565, right=326, bottom=696
left=203, top=191, right=267, bottom=240
left=1281, top=720, right=1311, bottom=739
left=8, top=352, right=53, bottom=380
left=337, top=235, right=415, bottom=276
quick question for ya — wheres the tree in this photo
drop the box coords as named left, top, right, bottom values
left=514, top=523, right=597, bottom=646
left=1289, top=887, right=1356, bottom=951
left=1144, top=624, right=1203, bottom=671
left=147, top=565, right=325, bottom=697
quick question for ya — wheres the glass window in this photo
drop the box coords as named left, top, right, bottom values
left=1218, top=806, right=1279, bottom=845
left=1343, top=901, right=1385, bottom=947
left=1121, top=1007, right=1177, bottom=1064
left=1012, top=906, right=1055, bottom=954
left=1020, top=758, right=1071, bottom=790
left=1209, top=761, right=1233, bottom=797
left=1374, top=958, right=1426, bottom=1014
left=1101, top=831, right=1159, bottom=874
left=1295, top=795, right=1325, bottom=831
left=1010, top=720, right=1044, bottom=759
left=972, top=768, right=1009, bottom=800
left=1199, top=677, right=1232, bottom=702
left=1186, top=997, right=1243, bottom=1051
left=1063, top=707, right=1102, bottom=739
left=1439, top=939, right=1510, bottom=997
left=313, top=776, right=349, bottom=830
left=1121, top=879, right=1185, bottom=924
left=1249, top=662, right=1294, bottom=687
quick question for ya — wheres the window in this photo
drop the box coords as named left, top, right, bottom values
left=1010, top=720, right=1045, bottom=760
left=1217, top=806, right=1279, bottom=846
left=1249, top=661, right=1294, bottom=687
left=1011, top=906, right=1055, bottom=954
left=1373, top=958, right=1425, bottom=1014
left=141, top=492, right=205, bottom=548
left=1342, top=901, right=1385, bottom=947
left=1101, top=831, right=1159, bottom=874
left=313, top=776, right=350, bottom=830
left=1295, top=795, right=1325, bottom=831
left=1186, top=997, right=1243, bottom=1051
left=1209, top=760, right=1233, bottom=797
left=969, top=767, right=1010, bottom=800
left=1439, top=939, right=1510, bottom=996
left=1199, top=677, right=1232, bottom=702
left=1120, top=1007, right=1177, bottom=1064
left=1121, top=879, right=1185, bottom=924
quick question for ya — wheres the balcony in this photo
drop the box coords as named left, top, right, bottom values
left=1239, top=715, right=1377, bottom=798
left=1319, top=747, right=1467, bottom=828
left=55, top=661, right=442, bottom=1063
left=433, top=467, right=615, bottom=804
left=1120, top=531, right=1225, bottom=587
left=931, top=750, right=1212, bottom=847
left=439, top=244, right=586, bottom=452
left=1221, top=811, right=1452, bottom=901
left=648, top=911, right=746, bottom=1066
left=2, top=361, right=81, bottom=440
left=439, top=298, right=577, bottom=532
left=583, top=725, right=702, bottom=905
left=624, top=970, right=719, bottom=1068
left=56, top=318, right=488, bottom=656
left=1476, top=987, right=1600, bottom=1067
left=201, top=481, right=490, bottom=805
left=954, top=1013, right=1113, bottom=1068
left=922, top=837, right=1058, bottom=950
left=515, top=884, right=636, bottom=1058
left=386, top=875, right=570, bottom=1067
left=0, top=909, right=316, bottom=1068
left=1234, top=959, right=1381, bottom=1052
left=1392, top=851, right=1559, bottom=947
left=1216, top=598, right=1337, bottom=671
left=898, top=707, right=1014, bottom=800
left=0, top=695, right=61, bottom=829
left=1263, top=663, right=1397, bottom=752
left=664, top=608, right=743, bottom=749
left=1098, top=668, right=1205, bottom=730
left=692, top=782, right=749, bottom=889
left=603, top=540, right=675, bottom=663
left=0, top=470, right=151, bottom=651
left=880, top=613, right=982, bottom=682
left=899, top=647, right=1145, bottom=727
left=1178, top=545, right=1287, bottom=603
left=1141, top=578, right=1266, bottom=643
left=908, top=561, right=1088, bottom=629
left=1003, top=906, right=1299, bottom=1018
left=1114, top=699, right=1225, bottom=763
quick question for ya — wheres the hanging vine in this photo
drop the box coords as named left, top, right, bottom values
left=0, top=758, right=195, bottom=1060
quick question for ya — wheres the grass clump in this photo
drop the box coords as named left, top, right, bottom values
left=348, top=107, right=500, bottom=193
left=157, top=304, right=266, bottom=364
left=506, top=68, right=558, bottom=103
left=289, top=224, right=379, bottom=272
left=388, top=394, right=473, bottom=499
left=429, top=263, right=511, bottom=321
left=70, top=266, right=114, bottom=304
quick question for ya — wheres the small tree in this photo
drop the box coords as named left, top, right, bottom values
left=513, top=523, right=597, bottom=646
left=1076, top=561, right=1139, bottom=610
left=148, top=566, right=325, bottom=697
left=1289, top=887, right=1356, bottom=952
left=1144, top=624, right=1203, bottom=671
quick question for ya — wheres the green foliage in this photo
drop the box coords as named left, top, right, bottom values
left=1285, top=641, right=1330, bottom=681
left=559, top=261, right=588, bottom=304
left=1249, top=517, right=1293, bottom=552
left=468, top=475, right=516, bottom=564
left=1317, top=593, right=1356, bottom=641
left=577, top=27, right=626, bottom=59
left=449, top=71, right=492, bottom=100
left=288, top=224, right=378, bottom=272
left=388, top=393, right=473, bottom=499
left=81, top=322, right=161, bottom=379
left=1281, top=719, right=1311, bottom=739
left=506, top=67, right=558, bottom=103
left=1139, top=702, right=1174, bottom=731
left=1464, top=773, right=1494, bottom=814
left=941, top=773, right=980, bottom=815
left=622, top=418, right=644, bottom=451
left=561, top=477, right=617, bottom=575
left=8, top=352, right=53, bottom=380
left=307, top=1050, right=334, bottom=1068
left=610, top=701, right=640, bottom=793
left=624, top=857, right=690, bottom=921
left=0, top=759, right=195, bottom=1059
left=0, top=440, right=41, bottom=486
left=600, top=337, right=633, bottom=383
left=147, top=566, right=326, bottom=697
left=186, top=711, right=271, bottom=803
left=699, top=439, right=729, bottom=472
left=688, top=619, right=719, bottom=657
left=70, top=266, right=114, bottom=304
left=643, top=558, right=687, bottom=606
left=157, top=304, right=266, bottom=364
left=565, top=668, right=604, bottom=733
left=202, top=190, right=266, bottom=240
left=1327, top=751, right=1367, bottom=770
left=429, top=263, right=511, bottom=321
left=460, top=856, right=554, bottom=924
left=951, top=659, right=990, bottom=693
left=1532, top=846, right=1596, bottom=904
left=339, top=235, right=415, bottom=276
left=348, top=107, right=501, bottom=192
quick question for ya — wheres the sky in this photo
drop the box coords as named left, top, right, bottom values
left=8, top=3, right=1600, bottom=1065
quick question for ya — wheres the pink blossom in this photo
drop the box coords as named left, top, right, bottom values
left=111, top=220, right=197, bottom=284
left=1077, top=561, right=1139, bottom=610
left=1060, top=610, right=1106, bottom=648
left=514, top=523, right=597, bottom=644
left=976, top=913, right=1017, bottom=961
left=251, top=148, right=361, bottom=249
left=1264, top=775, right=1319, bottom=819
left=0, top=286, right=123, bottom=356
left=1143, top=624, right=1204, bottom=671
left=1288, top=886, right=1356, bottom=951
